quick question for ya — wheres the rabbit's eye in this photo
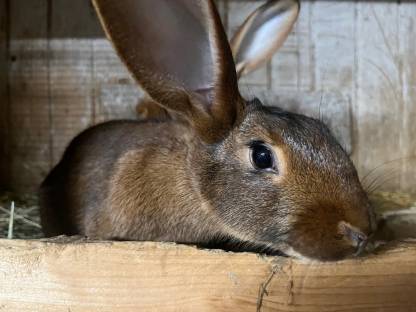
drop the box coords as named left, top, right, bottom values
left=250, top=142, right=276, bottom=171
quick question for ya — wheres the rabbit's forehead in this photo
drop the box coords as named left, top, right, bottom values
left=236, top=107, right=332, bottom=147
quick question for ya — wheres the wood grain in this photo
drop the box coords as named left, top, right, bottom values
left=48, top=39, right=95, bottom=164
left=0, top=238, right=415, bottom=311
left=50, top=0, right=103, bottom=39
left=397, top=3, right=416, bottom=192
left=7, top=0, right=51, bottom=191
left=0, top=0, right=8, bottom=189
left=354, top=2, right=404, bottom=191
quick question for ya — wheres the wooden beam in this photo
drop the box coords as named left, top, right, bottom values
left=0, top=238, right=415, bottom=311
left=50, top=0, right=103, bottom=39
left=0, top=0, right=9, bottom=189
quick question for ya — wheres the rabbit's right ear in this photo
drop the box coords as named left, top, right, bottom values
left=231, top=0, right=299, bottom=78
left=93, top=0, right=243, bottom=143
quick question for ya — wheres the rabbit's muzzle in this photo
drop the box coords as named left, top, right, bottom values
left=283, top=199, right=375, bottom=261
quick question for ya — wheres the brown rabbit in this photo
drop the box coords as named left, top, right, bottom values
left=40, top=0, right=376, bottom=261
left=136, top=0, right=299, bottom=121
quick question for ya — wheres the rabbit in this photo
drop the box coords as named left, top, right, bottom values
left=135, top=0, right=299, bottom=122
left=39, top=0, right=376, bottom=261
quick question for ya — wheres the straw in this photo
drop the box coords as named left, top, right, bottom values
left=7, top=201, right=15, bottom=239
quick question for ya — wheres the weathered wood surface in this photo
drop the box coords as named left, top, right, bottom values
left=0, top=0, right=8, bottom=189
left=0, top=1, right=415, bottom=193
left=7, top=0, right=50, bottom=191
left=0, top=238, right=415, bottom=312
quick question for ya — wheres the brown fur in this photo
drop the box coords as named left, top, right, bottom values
left=40, top=101, right=375, bottom=261
left=40, top=0, right=375, bottom=261
left=136, top=97, right=172, bottom=121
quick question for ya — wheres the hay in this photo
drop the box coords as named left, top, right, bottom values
left=7, top=201, right=15, bottom=239
left=0, top=192, right=43, bottom=239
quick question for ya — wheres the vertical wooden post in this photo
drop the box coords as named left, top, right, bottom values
left=0, top=0, right=9, bottom=190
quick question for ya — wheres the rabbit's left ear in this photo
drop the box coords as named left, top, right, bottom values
left=93, top=0, right=243, bottom=143
left=231, top=0, right=300, bottom=78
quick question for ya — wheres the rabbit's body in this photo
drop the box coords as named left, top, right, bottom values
left=40, top=0, right=376, bottom=261
left=41, top=101, right=374, bottom=260
left=41, top=120, right=214, bottom=241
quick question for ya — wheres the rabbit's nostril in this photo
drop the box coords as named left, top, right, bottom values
left=338, top=221, right=368, bottom=251
left=350, top=229, right=367, bottom=245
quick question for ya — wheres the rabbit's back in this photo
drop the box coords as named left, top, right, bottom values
left=39, top=120, right=197, bottom=238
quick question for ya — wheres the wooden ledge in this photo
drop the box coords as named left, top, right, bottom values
left=1, top=238, right=416, bottom=311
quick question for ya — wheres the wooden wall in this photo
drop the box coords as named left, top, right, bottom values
left=0, top=0, right=415, bottom=194
left=0, top=0, right=8, bottom=190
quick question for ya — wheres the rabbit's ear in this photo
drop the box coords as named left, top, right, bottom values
left=93, top=0, right=242, bottom=143
left=231, top=0, right=299, bottom=78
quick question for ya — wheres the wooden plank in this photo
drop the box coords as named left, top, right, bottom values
left=311, top=2, right=355, bottom=93
left=8, top=0, right=50, bottom=192
left=354, top=2, right=406, bottom=192
left=0, top=239, right=416, bottom=311
left=6, top=1, right=123, bottom=188
left=47, top=0, right=102, bottom=165
left=271, top=1, right=313, bottom=93
left=50, top=0, right=103, bottom=39
left=92, top=39, right=142, bottom=123
left=9, top=0, right=48, bottom=39
left=0, top=0, right=8, bottom=189
left=49, top=0, right=139, bottom=164
left=47, top=39, right=95, bottom=164
left=397, top=3, right=416, bottom=193
left=309, top=1, right=355, bottom=154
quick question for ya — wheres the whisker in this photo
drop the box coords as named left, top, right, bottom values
left=318, top=90, right=324, bottom=122
left=361, top=155, right=416, bottom=184
left=366, top=171, right=400, bottom=194
left=365, top=173, right=392, bottom=194
left=368, top=172, right=400, bottom=192
left=364, top=168, right=397, bottom=193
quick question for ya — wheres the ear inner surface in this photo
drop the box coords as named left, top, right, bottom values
left=231, top=0, right=300, bottom=77
left=93, top=0, right=243, bottom=143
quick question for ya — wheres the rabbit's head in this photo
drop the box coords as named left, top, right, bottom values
left=93, top=0, right=375, bottom=260
left=197, top=101, right=375, bottom=260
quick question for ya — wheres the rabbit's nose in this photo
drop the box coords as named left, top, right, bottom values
left=338, top=221, right=369, bottom=255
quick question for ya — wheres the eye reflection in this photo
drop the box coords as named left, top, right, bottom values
left=250, top=142, right=276, bottom=172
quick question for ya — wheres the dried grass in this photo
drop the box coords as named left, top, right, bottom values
left=0, top=192, right=43, bottom=239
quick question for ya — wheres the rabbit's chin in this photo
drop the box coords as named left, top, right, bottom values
left=277, top=240, right=359, bottom=262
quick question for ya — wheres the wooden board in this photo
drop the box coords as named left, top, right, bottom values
left=353, top=2, right=416, bottom=192
left=50, top=0, right=103, bottom=39
left=0, top=0, right=8, bottom=189
left=7, top=0, right=50, bottom=191
left=0, top=238, right=415, bottom=311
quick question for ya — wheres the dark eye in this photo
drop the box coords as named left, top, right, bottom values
left=250, top=142, right=276, bottom=171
